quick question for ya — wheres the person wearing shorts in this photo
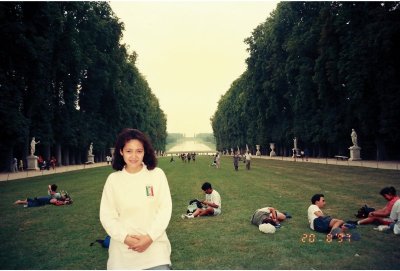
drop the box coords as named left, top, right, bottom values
left=308, top=194, right=345, bottom=236
left=187, top=182, right=221, bottom=218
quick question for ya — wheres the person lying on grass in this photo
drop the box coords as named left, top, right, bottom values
left=307, top=193, right=347, bottom=238
left=251, top=206, right=287, bottom=228
left=14, top=184, right=72, bottom=207
left=14, top=194, right=72, bottom=207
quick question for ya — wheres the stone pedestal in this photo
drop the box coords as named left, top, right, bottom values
left=109, top=148, right=115, bottom=159
left=27, top=155, right=39, bottom=170
left=87, top=154, right=95, bottom=164
left=349, top=146, right=361, bottom=161
left=269, top=143, right=276, bottom=157
left=292, top=148, right=300, bottom=158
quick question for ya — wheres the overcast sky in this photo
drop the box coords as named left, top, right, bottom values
left=109, top=1, right=278, bottom=136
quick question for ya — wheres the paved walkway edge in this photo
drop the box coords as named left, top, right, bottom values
left=1, top=156, right=399, bottom=182
left=0, top=162, right=109, bottom=182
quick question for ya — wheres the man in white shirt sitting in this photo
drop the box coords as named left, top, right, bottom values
left=307, top=194, right=346, bottom=237
left=186, top=182, right=221, bottom=218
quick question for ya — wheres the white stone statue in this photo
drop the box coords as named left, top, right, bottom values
left=30, top=137, right=40, bottom=156
left=269, top=143, right=276, bottom=157
left=293, top=137, right=298, bottom=150
left=256, top=145, right=261, bottom=156
left=351, top=129, right=358, bottom=147
left=88, top=142, right=93, bottom=156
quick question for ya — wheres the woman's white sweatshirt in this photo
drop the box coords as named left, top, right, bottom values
left=100, top=166, right=172, bottom=269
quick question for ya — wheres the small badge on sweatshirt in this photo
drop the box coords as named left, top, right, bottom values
left=146, top=185, right=154, bottom=197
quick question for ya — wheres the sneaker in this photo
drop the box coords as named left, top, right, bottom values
left=182, top=213, right=194, bottom=219
left=373, top=225, right=390, bottom=231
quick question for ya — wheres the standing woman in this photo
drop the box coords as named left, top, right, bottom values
left=100, top=128, right=172, bottom=270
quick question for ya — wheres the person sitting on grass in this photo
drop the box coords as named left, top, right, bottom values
left=307, top=194, right=347, bottom=237
left=48, top=184, right=61, bottom=199
left=349, top=186, right=399, bottom=226
left=184, top=182, right=221, bottom=218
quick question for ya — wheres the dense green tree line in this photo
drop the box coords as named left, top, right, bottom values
left=212, top=2, right=400, bottom=160
left=0, top=2, right=167, bottom=171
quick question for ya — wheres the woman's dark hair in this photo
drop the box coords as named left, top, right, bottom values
left=112, top=128, right=157, bottom=171
left=380, top=186, right=396, bottom=196
left=311, top=193, right=324, bottom=204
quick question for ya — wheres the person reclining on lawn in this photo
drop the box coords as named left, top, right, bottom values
left=251, top=206, right=288, bottom=228
left=349, top=186, right=399, bottom=226
left=184, top=182, right=221, bottom=218
left=14, top=184, right=72, bottom=207
left=307, top=194, right=347, bottom=237
left=14, top=196, right=52, bottom=207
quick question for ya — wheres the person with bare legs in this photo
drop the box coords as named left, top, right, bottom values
left=308, top=194, right=347, bottom=238
left=350, top=187, right=399, bottom=226
left=185, top=182, right=221, bottom=218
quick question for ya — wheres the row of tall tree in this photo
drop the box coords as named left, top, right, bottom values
left=0, top=2, right=167, bottom=171
left=212, top=2, right=400, bottom=160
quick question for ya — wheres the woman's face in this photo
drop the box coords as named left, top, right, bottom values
left=383, top=194, right=394, bottom=201
left=120, top=139, right=145, bottom=173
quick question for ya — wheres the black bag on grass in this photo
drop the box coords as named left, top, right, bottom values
left=187, top=199, right=203, bottom=213
left=355, top=205, right=375, bottom=218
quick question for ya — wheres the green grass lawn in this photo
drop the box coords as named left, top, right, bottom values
left=0, top=156, right=399, bottom=269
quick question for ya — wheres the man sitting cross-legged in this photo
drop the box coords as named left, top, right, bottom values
left=185, top=182, right=221, bottom=218
left=307, top=193, right=347, bottom=237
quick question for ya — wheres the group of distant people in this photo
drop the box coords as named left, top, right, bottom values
left=106, top=155, right=113, bottom=164
left=211, top=150, right=253, bottom=171
left=11, top=156, right=57, bottom=172
left=178, top=152, right=196, bottom=163
left=37, top=155, right=57, bottom=170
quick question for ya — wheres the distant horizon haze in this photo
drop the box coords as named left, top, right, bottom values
left=109, top=2, right=279, bottom=136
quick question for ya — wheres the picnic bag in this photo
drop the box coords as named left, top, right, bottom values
left=355, top=205, right=375, bottom=218
left=187, top=199, right=203, bottom=213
